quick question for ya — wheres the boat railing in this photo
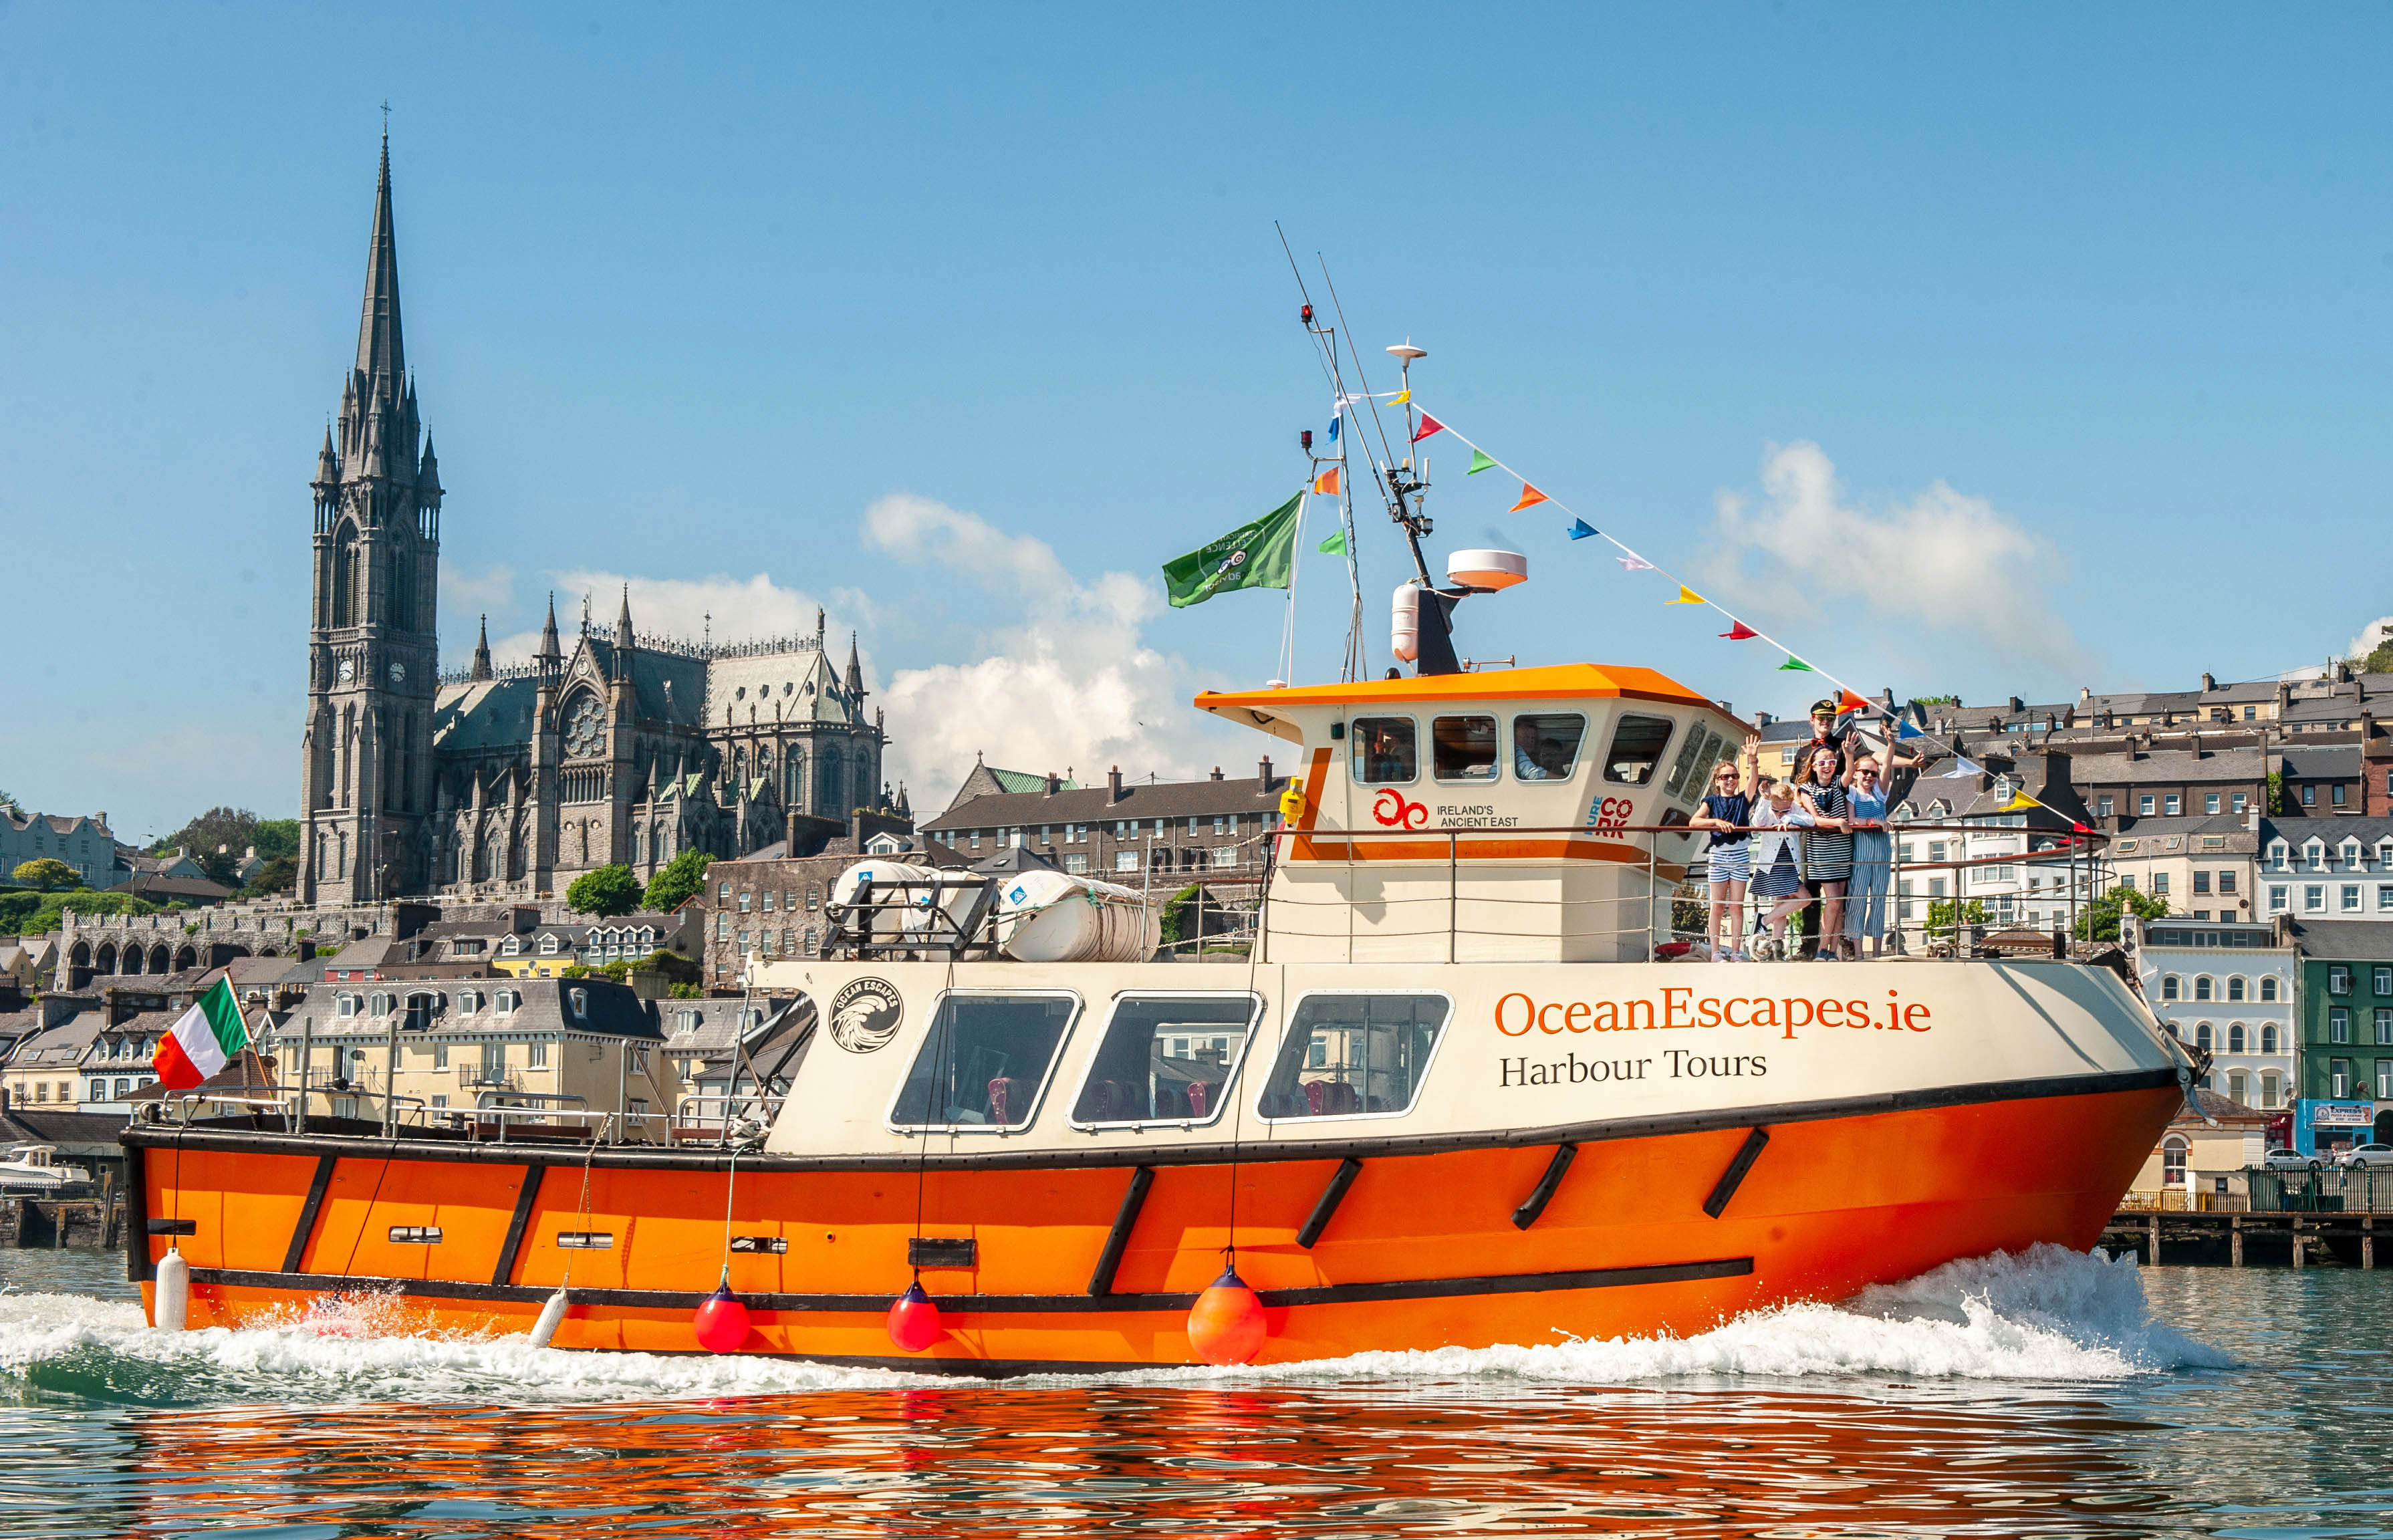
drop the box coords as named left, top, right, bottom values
left=1266, top=820, right=2114, bottom=961
left=670, top=1094, right=786, bottom=1145
left=821, top=874, right=1003, bottom=960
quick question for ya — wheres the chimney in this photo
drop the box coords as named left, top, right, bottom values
left=2009, top=696, right=2024, bottom=713
left=785, top=807, right=801, bottom=854
left=1209, top=766, right=1225, bottom=781
left=2080, top=686, right=2091, bottom=702
left=1258, top=755, right=1275, bottom=787
left=1107, top=767, right=1125, bottom=803
left=1755, top=711, right=1774, bottom=728
left=1044, top=772, right=1060, bottom=796
left=2202, top=672, right=2217, bottom=692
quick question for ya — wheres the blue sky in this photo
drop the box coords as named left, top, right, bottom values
left=5, top=5, right=2391, bottom=842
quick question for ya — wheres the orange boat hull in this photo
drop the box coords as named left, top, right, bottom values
left=129, top=1081, right=2178, bottom=1372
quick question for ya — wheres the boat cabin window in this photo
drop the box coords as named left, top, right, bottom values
left=1431, top=716, right=1499, bottom=782
left=1069, top=992, right=1261, bottom=1128
left=1511, top=713, right=1586, bottom=781
left=1350, top=717, right=1418, bottom=784
left=889, top=991, right=1079, bottom=1132
left=1602, top=714, right=1676, bottom=786
left=1257, top=993, right=1451, bottom=1120
left=1662, top=725, right=1731, bottom=799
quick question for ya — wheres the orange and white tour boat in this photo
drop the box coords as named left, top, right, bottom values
left=126, top=632, right=2188, bottom=1372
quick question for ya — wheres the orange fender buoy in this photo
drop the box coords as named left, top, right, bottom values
left=887, top=1281, right=943, bottom=1352
left=1187, top=1265, right=1267, bottom=1366
left=693, top=1283, right=751, bottom=1354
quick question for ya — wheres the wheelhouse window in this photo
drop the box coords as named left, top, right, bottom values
left=1514, top=713, right=1588, bottom=783
left=1350, top=717, right=1418, bottom=785
left=1601, top=715, right=1676, bottom=786
left=890, top=992, right=1079, bottom=1131
left=1430, top=715, right=1499, bottom=782
left=1661, top=724, right=1728, bottom=798
left=1069, top=993, right=1261, bottom=1128
left=1257, top=993, right=1451, bottom=1120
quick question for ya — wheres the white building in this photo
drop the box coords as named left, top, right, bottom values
left=2126, top=914, right=2297, bottom=1112
left=1893, top=763, right=2099, bottom=934
left=2259, top=817, right=2393, bottom=922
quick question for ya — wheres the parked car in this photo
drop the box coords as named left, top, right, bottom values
left=2336, top=1142, right=2393, bottom=1169
left=2260, top=1147, right=2322, bottom=1171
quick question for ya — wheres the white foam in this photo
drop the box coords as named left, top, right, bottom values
left=0, top=1245, right=2229, bottom=1406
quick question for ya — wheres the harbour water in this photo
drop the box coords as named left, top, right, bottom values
left=1, top=1246, right=2386, bottom=1538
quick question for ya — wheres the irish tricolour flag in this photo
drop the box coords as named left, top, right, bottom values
left=154, top=977, right=248, bottom=1090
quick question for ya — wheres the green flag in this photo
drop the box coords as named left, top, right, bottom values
left=1317, top=528, right=1347, bottom=556
left=1467, top=448, right=1499, bottom=475
left=1777, top=655, right=1815, bottom=672
left=1163, top=493, right=1303, bottom=608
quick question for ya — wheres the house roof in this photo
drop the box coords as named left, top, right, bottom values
left=2275, top=745, right=2362, bottom=779
left=2061, top=747, right=2268, bottom=785
left=2260, top=817, right=2393, bottom=850
left=281, top=975, right=667, bottom=1041
left=923, top=773, right=1290, bottom=833
left=106, top=873, right=235, bottom=902
left=5, top=1011, right=108, bottom=1069
left=2285, top=918, right=2393, bottom=962
left=2174, top=1086, right=2272, bottom=1127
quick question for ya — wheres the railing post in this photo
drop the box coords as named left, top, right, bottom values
left=1646, top=837, right=1657, bottom=958
left=1449, top=832, right=1458, bottom=965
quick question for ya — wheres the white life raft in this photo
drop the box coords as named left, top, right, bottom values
left=991, top=869, right=1159, bottom=963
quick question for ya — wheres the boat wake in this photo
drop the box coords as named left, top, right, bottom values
left=0, top=1245, right=2228, bottom=1408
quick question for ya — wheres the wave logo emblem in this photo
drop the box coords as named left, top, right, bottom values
left=829, top=977, right=903, bottom=1053
left=1372, top=789, right=1428, bottom=830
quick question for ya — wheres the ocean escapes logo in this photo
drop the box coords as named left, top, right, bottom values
left=829, top=978, right=904, bottom=1053
left=1493, top=987, right=1933, bottom=1043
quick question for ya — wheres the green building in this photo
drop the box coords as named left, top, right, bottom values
left=2285, top=918, right=2393, bottom=1154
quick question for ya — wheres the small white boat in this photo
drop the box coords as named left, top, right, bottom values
left=0, top=1144, right=92, bottom=1193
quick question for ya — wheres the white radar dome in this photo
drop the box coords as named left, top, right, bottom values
left=1446, top=549, right=1527, bottom=591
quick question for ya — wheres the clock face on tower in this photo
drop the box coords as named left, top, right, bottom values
left=389, top=661, right=406, bottom=684
left=565, top=696, right=606, bottom=759
left=336, top=658, right=356, bottom=683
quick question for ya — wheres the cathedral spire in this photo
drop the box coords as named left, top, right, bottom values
left=844, top=630, right=866, bottom=707
left=471, top=614, right=493, bottom=681
left=313, top=422, right=340, bottom=489
left=355, top=131, right=406, bottom=401
left=535, top=592, right=562, bottom=672
left=613, top=584, right=635, bottom=680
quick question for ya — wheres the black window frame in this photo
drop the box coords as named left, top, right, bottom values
left=883, top=989, right=1082, bottom=1134
left=1349, top=715, right=1420, bottom=786
left=1254, top=990, right=1454, bottom=1124
left=1600, top=713, right=1678, bottom=787
left=1064, top=991, right=1265, bottom=1132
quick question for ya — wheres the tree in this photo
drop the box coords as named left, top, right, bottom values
left=251, top=819, right=301, bottom=862
left=152, top=806, right=262, bottom=859
left=1925, top=898, right=1989, bottom=935
left=11, top=858, right=80, bottom=892
left=565, top=863, right=642, bottom=917
left=193, top=848, right=242, bottom=886
left=2075, top=884, right=2170, bottom=942
left=0, top=789, right=19, bottom=815
left=2265, top=770, right=2288, bottom=817
left=241, top=856, right=298, bottom=898
left=17, top=888, right=160, bottom=936
left=641, top=850, right=716, bottom=912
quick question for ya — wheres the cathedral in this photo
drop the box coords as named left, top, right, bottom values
left=298, top=138, right=896, bottom=906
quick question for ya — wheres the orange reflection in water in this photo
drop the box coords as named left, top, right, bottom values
left=112, top=1382, right=2182, bottom=1539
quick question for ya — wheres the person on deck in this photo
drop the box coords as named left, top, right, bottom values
left=1797, top=747, right=1854, bottom=956
left=1748, top=779, right=1815, bottom=958
left=1689, top=735, right=1763, bottom=959
left=1844, top=752, right=1894, bottom=959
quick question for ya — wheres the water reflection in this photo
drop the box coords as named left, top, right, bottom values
left=96, top=1383, right=2197, bottom=1539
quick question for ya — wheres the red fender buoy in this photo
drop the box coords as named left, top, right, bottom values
left=693, top=1281, right=751, bottom=1354
left=886, top=1281, right=943, bottom=1352
left=1187, top=1265, right=1267, bottom=1366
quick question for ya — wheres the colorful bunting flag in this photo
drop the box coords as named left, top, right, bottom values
left=1616, top=554, right=1654, bottom=571
left=1568, top=519, right=1599, bottom=540
left=1777, top=656, right=1815, bottom=672
left=1467, top=448, right=1499, bottom=475
left=1410, top=412, right=1442, bottom=443
left=1834, top=689, right=1872, bottom=715
left=1327, top=414, right=1340, bottom=442
left=1388, top=388, right=1410, bottom=405
left=1955, top=756, right=1983, bottom=776
left=1313, top=467, right=1341, bottom=496
left=1509, top=483, right=1548, bottom=513
left=1666, top=586, right=1705, bottom=606
left=1317, top=529, right=1347, bottom=555
left=2001, top=791, right=2039, bottom=812
left=1719, top=621, right=1759, bottom=640
left=1896, top=721, right=1923, bottom=741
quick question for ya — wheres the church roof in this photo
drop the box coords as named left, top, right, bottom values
left=433, top=677, right=542, bottom=755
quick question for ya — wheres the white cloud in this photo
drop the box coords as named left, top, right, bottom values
left=440, top=563, right=515, bottom=614
left=1697, top=441, right=2086, bottom=674
left=862, top=493, right=1233, bottom=802
left=2348, top=615, right=2393, bottom=662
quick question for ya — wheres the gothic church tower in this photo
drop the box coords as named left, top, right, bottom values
left=299, top=134, right=443, bottom=903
